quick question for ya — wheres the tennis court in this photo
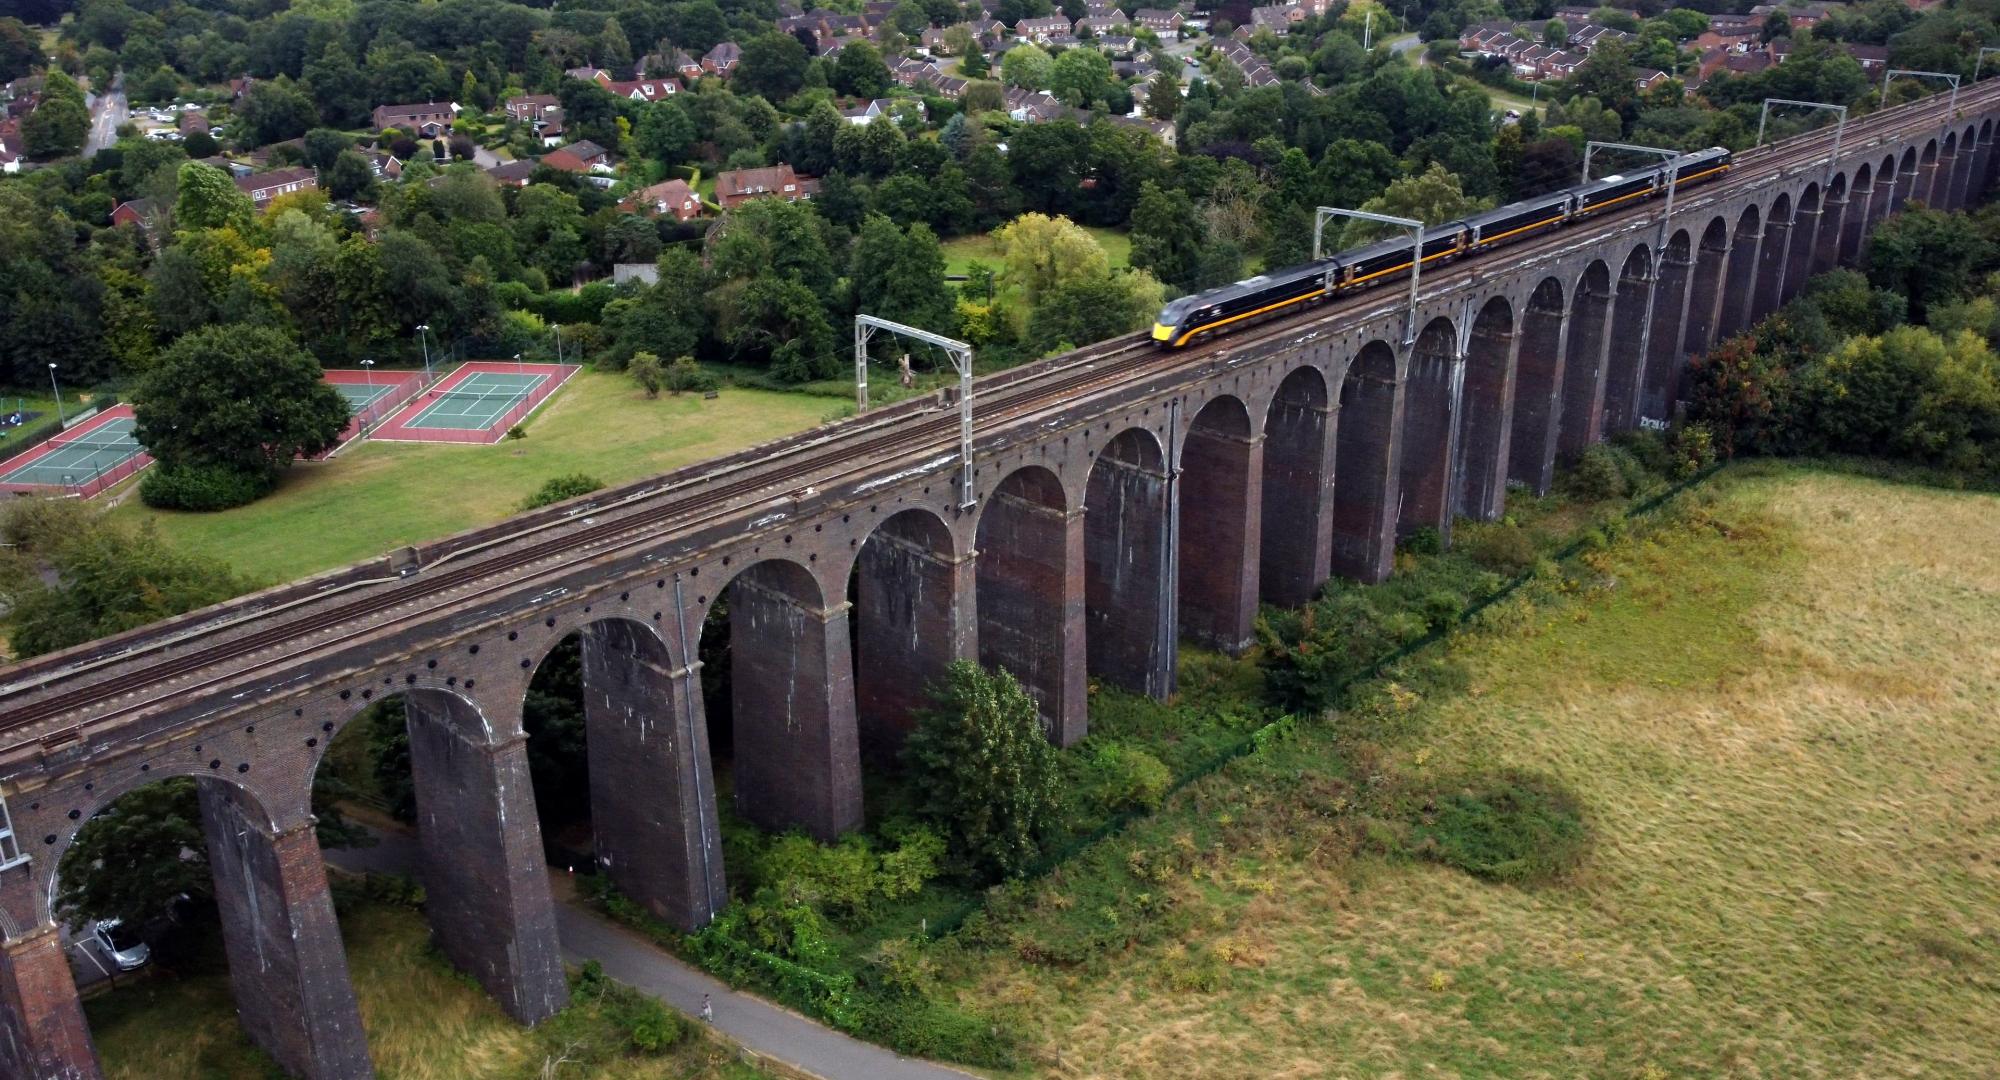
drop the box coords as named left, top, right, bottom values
left=319, top=369, right=426, bottom=455
left=0, top=405, right=152, bottom=497
left=372, top=361, right=579, bottom=444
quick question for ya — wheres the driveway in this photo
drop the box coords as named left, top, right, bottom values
left=326, top=827, right=976, bottom=1080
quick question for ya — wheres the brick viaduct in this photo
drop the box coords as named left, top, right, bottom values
left=1, top=92, right=1996, bottom=1078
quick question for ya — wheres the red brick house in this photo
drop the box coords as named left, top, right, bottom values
left=625, top=178, right=701, bottom=221
left=715, top=164, right=813, bottom=209
left=235, top=166, right=319, bottom=207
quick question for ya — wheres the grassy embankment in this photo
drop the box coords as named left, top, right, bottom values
left=107, top=370, right=830, bottom=584
left=87, top=892, right=770, bottom=1080
left=944, top=465, right=2000, bottom=1077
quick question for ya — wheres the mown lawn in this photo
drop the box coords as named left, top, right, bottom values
left=88, top=896, right=767, bottom=1080
left=949, top=466, right=2000, bottom=1077
left=108, top=371, right=831, bottom=584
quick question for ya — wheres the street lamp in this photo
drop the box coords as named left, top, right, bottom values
left=47, top=363, right=65, bottom=427
left=514, top=352, right=524, bottom=377
left=360, top=357, right=375, bottom=391
left=414, top=323, right=433, bottom=383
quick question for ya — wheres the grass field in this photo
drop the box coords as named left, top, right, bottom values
left=948, top=465, right=2000, bottom=1077
left=109, top=370, right=830, bottom=583
left=88, top=896, right=767, bottom=1080
left=942, top=225, right=1132, bottom=278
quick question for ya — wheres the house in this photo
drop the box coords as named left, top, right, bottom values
left=110, top=198, right=161, bottom=230
left=486, top=158, right=537, bottom=187
left=1218, top=39, right=1281, bottom=88
left=670, top=50, right=703, bottom=80
left=841, top=98, right=911, bottom=124
left=1105, top=113, right=1175, bottom=147
left=624, top=178, right=701, bottom=221
left=234, top=166, right=318, bottom=207
left=817, top=33, right=868, bottom=57
left=1634, top=68, right=1672, bottom=91
left=540, top=147, right=593, bottom=174
left=565, top=66, right=616, bottom=86
left=372, top=101, right=458, bottom=137
left=1075, top=15, right=1123, bottom=35
left=1004, top=87, right=1066, bottom=121
left=1248, top=4, right=1304, bottom=33
left=1845, top=43, right=1889, bottom=71
left=929, top=74, right=970, bottom=98
left=1043, top=32, right=1082, bottom=48
left=1723, top=51, right=1773, bottom=75
left=1018, top=14, right=1073, bottom=40
left=363, top=149, right=404, bottom=180
left=0, top=124, right=21, bottom=174
left=227, top=75, right=254, bottom=102
left=605, top=77, right=681, bottom=102
left=1085, top=1, right=1126, bottom=17
left=179, top=110, right=209, bottom=136
left=1098, top=34, right=1141, bottom=56
left=1749, top=2, right=1835, bottom=30
left=703, top=42, right=743, bottom=76
left=560, top=139, right=612, bottom=168
left=505, top=94, right=560, bottom=124
left=715, top=163, right=813, bottom=209
left=1131, top=8, right=1183, bottom=32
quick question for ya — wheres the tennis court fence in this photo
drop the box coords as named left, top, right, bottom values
left=0, top=439, right=152, bottom=499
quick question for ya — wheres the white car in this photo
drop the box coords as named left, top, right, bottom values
left=91, top=919, right=150, bottom=971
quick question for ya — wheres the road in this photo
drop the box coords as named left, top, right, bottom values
left=84, top=74, right=125, bottom=156
left=327, top=827, right=976, bottom=1080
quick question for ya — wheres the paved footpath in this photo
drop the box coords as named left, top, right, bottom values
left=327, top=827, right=975, bottom=1080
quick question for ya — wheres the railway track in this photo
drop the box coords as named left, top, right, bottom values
left=1, top=82, right=1992, bottom=746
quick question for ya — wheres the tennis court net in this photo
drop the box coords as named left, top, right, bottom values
left=427, top=388, right=535, bottom=407
left=41, top=436, right=138, bottom=454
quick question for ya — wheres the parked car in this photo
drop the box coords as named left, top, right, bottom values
left=91, top=918, right=150, bottom=971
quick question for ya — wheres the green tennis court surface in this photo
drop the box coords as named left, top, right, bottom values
left=401, top=372, right=549, bottom=430
left=0, top=416, right=145, bottom=486
left=332, top=382, right=397, bottom=411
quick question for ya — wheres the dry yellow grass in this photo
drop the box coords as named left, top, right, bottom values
left=962, top=467, right=2000, bottom=1079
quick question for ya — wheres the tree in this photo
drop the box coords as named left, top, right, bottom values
left=174, top=160, right=254, bottom=232
left=737, top=31, right=810, bottom=101
left=902, top=661, right=1061, bottom=880
left=1143, top=72, right=1181, bottom=120
left=1001, top=42, right=1052, bottom=90
left=1342, top=163, right=1490, bottom=245
left=237, top=77, right=319, bottom=147
left=131, top=325, right=349, bottom=487
left=1127, top=181, right=1205, bottom=291
left=0, top=18, right=37, bottom=85
left=1865, top=208, right=1996, bottom=322
left=635, top=101, right=696, bottom=164
left=993, top=211, right=1106, bottom=302
left=630, top=351, right=666, bottom=397
left=850, top=214, right=955, bottom=332
left=4, top=515, right=242, bottom=659
left=325, top=150, right=378, bottom=202
left=1543, top=18, right=1569, bottom=47
left=1028, top=267, right=1163, bottom=351
left=1048, top=47, right=1114, bottom=108
left=22, top=72, right=88, bottom=159
left=1761, top=10, right=1791, bottom=43
left=834, top=41, right=891, bottom=98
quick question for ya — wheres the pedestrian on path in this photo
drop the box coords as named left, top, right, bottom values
left=701, top=993, right=714, bottom=1023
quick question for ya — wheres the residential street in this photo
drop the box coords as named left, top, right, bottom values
left=84, top=74, right=126, bottom=156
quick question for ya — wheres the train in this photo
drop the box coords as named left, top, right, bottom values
left=1151, top=146, right=1733, bottom=348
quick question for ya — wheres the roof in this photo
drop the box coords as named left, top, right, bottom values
left=486, top=159, right=538, bottom=183
left=235, top=166, right=317, bottom=193
left=374, top=101, right=455, bottom=121
left=541, top=149, right=591, bottom=172
left=717, top=164, right=801, bottom=197
left=565, top=139, right=609, bottom=160
left=634, top=178, right=694, bottom=202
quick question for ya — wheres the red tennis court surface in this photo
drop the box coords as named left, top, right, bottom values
left=370, top=361, right=580, bottom=444
left=0, top=404, right=152, bottom=499
left=319, top=369, right=427, bottom=455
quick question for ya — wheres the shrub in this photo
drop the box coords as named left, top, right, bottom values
left=1402, top=768, right=1590, bottom=885
left=665, top=355, right=719, bottom=394
left=1563, top=444, right=1631, bottom=501
left=1670, top=421, right=1718, bottom=479
left=1455, top=520, right=1538, bottom=575
left=139, top=461, right=274, bottom=511
left=629, top=351, right=665, bottom=397
left=519, top=472, right=604, bottom=511
left=505, top=423, right=527, bottom=440
left=1086, top=742, right=1172, bottom=813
